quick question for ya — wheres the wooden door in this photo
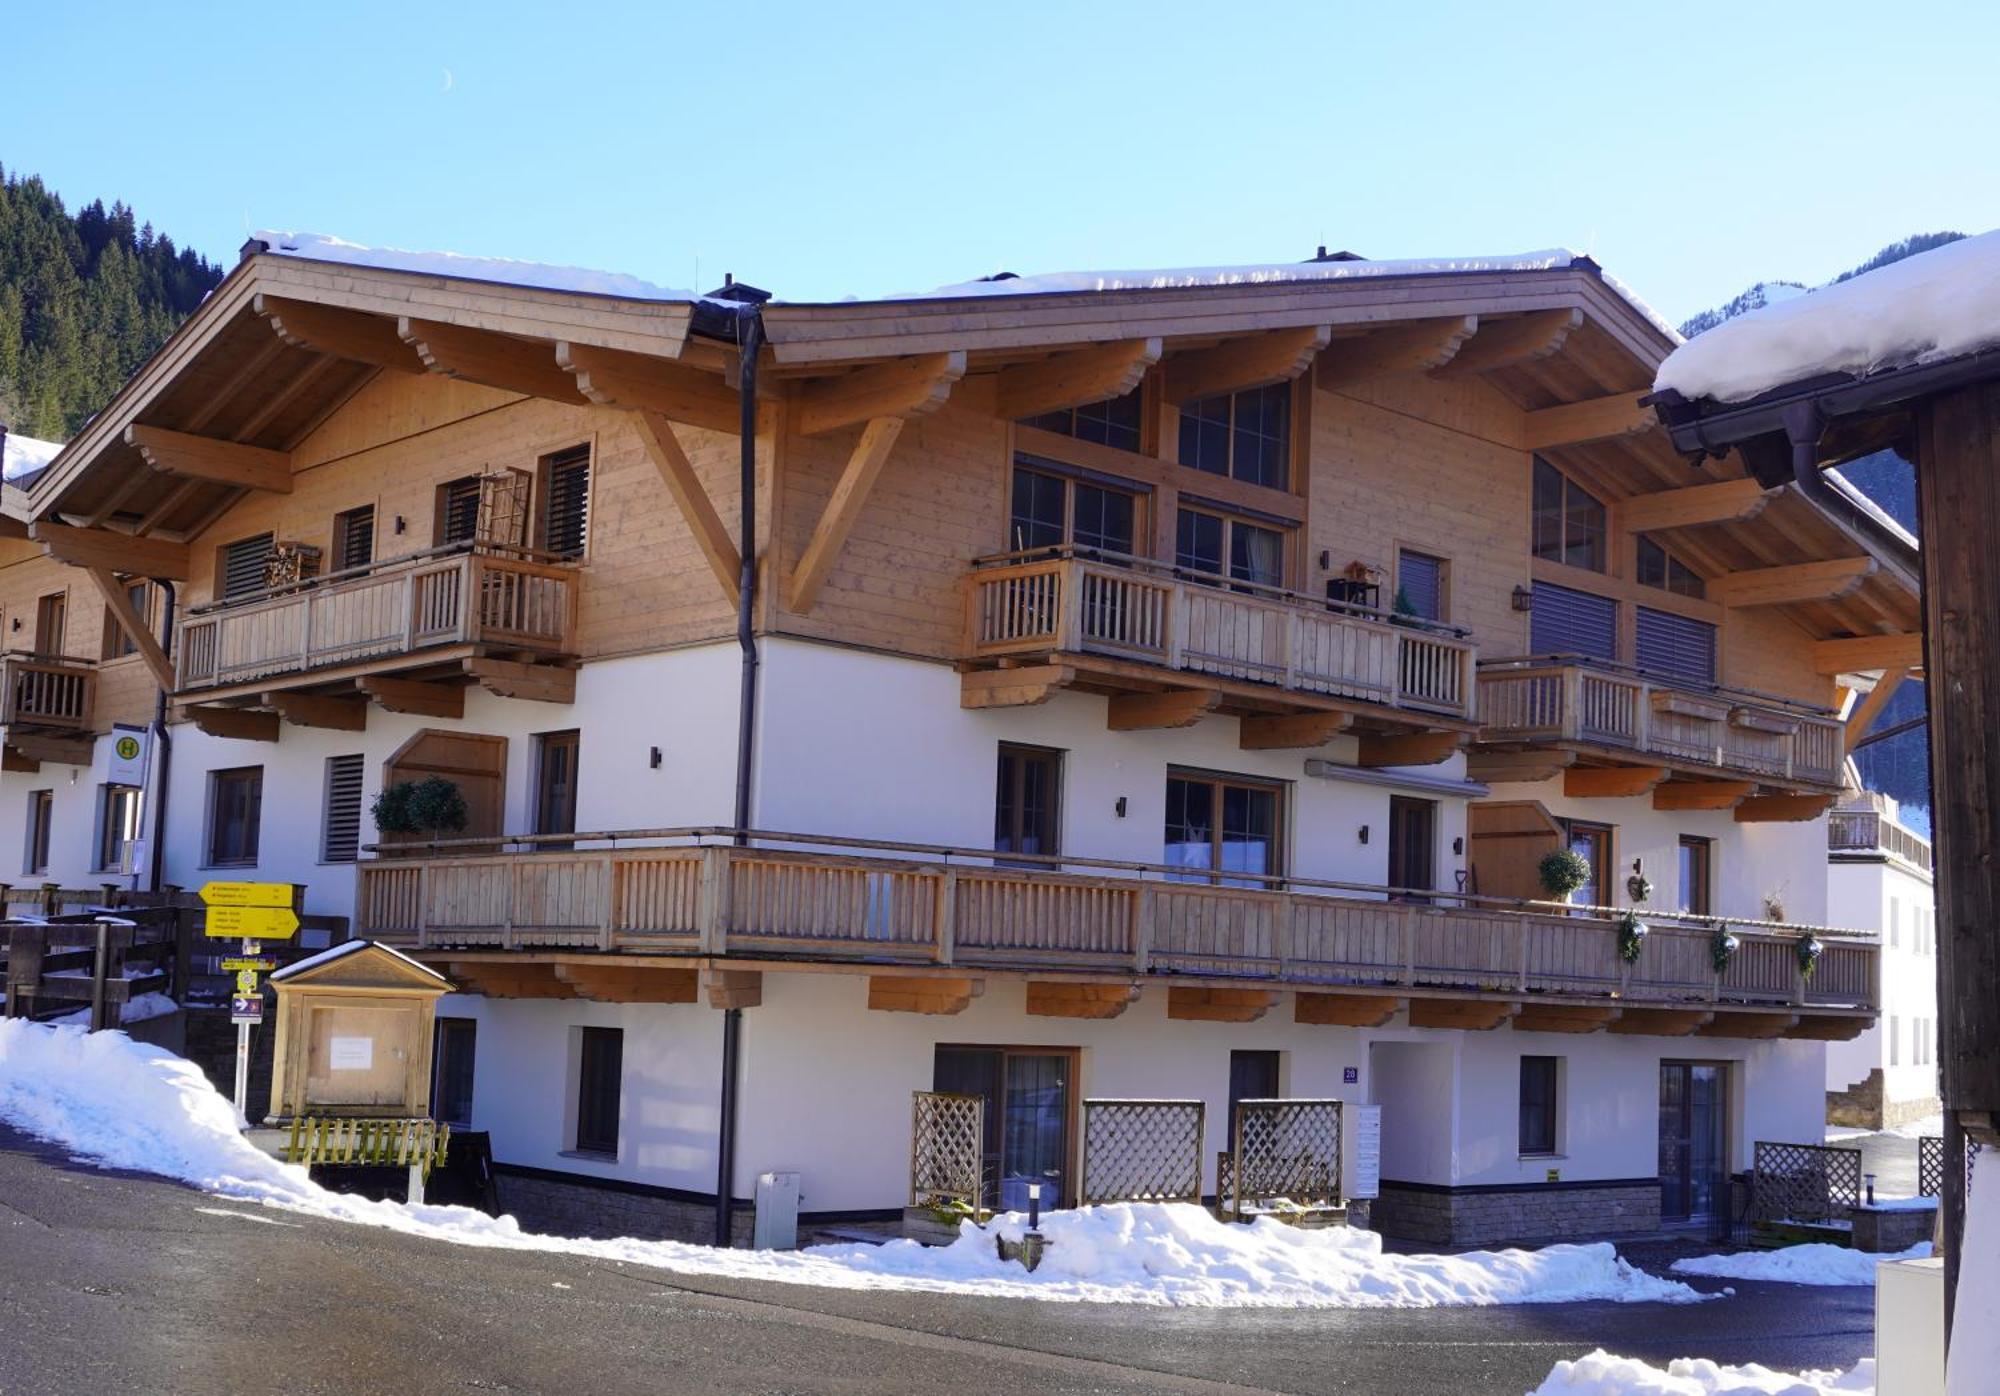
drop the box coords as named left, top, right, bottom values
left=383, top=729, right=508, bottom=842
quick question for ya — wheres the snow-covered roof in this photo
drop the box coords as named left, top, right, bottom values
left=1656, top=227, right=2000, bottom=403
left=254, top=230, right=697, bottom=304
left=3, top=430, right=62, bottom=484
left=268, top=937, right=448, bottom=985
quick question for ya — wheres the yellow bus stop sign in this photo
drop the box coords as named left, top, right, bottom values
left=204, top=905, right=301, bottom=940
left=199, top=881, right=294, bottom=908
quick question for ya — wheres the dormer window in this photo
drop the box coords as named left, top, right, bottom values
left=1531, top=457, right=1605, bottom=572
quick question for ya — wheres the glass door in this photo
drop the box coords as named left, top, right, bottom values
left=1659, top=1061, right=1728, bottom=1222
left=935, top=1046, right=1074, bottom=1211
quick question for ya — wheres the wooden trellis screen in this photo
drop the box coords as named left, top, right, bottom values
left=909, top=1091, right=985, bottom=1211
left=1751, top=1140, right=1861, bottom=1224
left=1080, top=1098, right=1205, bottom=1205
left=1918, top=1134, right=1979, bottom=1200
left=1222, top=1098, right=1344, bottom=1221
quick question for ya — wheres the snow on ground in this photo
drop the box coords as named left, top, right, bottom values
left=1884, top=1113, right=1943, bottom=1140
left=1670, top=1242, right=1929, bottom=1286
left=254, top=231, right=695, bottom=303
left=1528, top=1349, right=1873, bottom=1395
left=3, top=430, right=61, bottom=483
left=48, top=991, right=181, bottom=1027
left=0, top=1019, right=1707, bottom=1309
left=1655, top=226, right=2000, bottom=403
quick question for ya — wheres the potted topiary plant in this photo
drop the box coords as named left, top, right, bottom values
left=1538, top=848, right=1592, bottom=901
left=372, top=775, right=470, bottom=846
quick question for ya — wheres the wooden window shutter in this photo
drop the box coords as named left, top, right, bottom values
left=321, top=753, right=365, bottom=863
left=221, top=533, right=275, bottom=600
left=477, top=469, right=532, bottom=548
left=540, top=448, right=591, bottom=558
left=333, top=506, right=375, bottom=572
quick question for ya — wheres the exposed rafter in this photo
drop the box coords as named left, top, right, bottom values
left=1166, top=987, right=1281, bottom=1023
left=1710, top=557, right=1877, bottom=608
left=234, top=352, right=339, bottom=441
left=1618, top=478, right=1771, bottom=532
left=266, top=692, right=368, bottom=732
left=1107, top=689, right=1219, bottom=731
left=1355, top=731, right=1465, bottom=768
left=254, top=295, right=425, bottom=373
left=124, top=424, right=292, bottom=493
left=788, top=416, right=905, bottom=613
left=1162, top=325, right=1331, bottom=404
left=1844, top=667, right=1909, bottom=750
left=556, top=342, right=740, bottom=435
left=1521, top=391, right=1654, bottom=450
left=1735, top=795, right=1838, bottom=824
left=357, top=675, right=465, bottom=719
left=992, top=338, right=1162, bottom=420
left=960, top=664, right=1074, bottom=709
left=1652, top=779, right=1754, bottom=812
left=1814, top=632, right=1924, bottom=675
left=81, top=567, right=173, bottom=691
left=1433, top=308, right=1582, bottom=377
left=630, top=411, right=741, bottom=607
left=1314, top=316, right=1478, bottom=389
left=1562, top=765, right=1667, bottom=799
left=184, top=705, right=280, bottom=742
left=398, top=317, right=585, bottom=403
left=1294, top=993, right=1402, bottom=1028
left=32, top=521, right=190, bottom=580
left=1239, top=712, right=1351, bottom=750
left=793, top=352, right=965, bottom=437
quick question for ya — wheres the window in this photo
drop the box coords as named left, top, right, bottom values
left=218, top=534, right=274, bottom=601
left=1396, top=549, right=1446, bottom=622
left=1024, top=387, right=1144, bottom=454
left=331, top=505, right=376, bottom=572
left=1176, top=505, right=1287, bottom=590
left=1890, top=1015, right=1901, bottom=1067
left=1008, top=461, right=1139, bottom=557
left=532, top=730, right=580, bottom=843
left=24, top=789, right=52, bottom=875
left=994, top=743, right=1061, bottom=864
left=574, top=1026, right=623, bottom=1156
left=1178, top=383, right=1291, bottom=489
left=95, top=784, right=142, bottom=873
left=432, top=1017, right=477, bottom=1128
left=321, top=754, right=365, bottom=863
left=1637, top=537, right=1705, bottom=598
left=207, top=767, right=263, bottom=867
left=539, top=445, right=592, bottom=559
left=437, top=477, right=482, bottom=546
left=1559, top=820, right=1611, bottom=908
left=1165, top=770, right=1283, bottom=887
left=1530, top=581, right=1617, bottom=662
left=935, top=1045, right=1076, bottom=1210
left=1519, top=1056, right=1561, bottom=1156
left=1531, top=457, right=1606, bottom=572
left=1889, top=898, right=1901, bottom=948
left=1679, top=836, right=1712, bottom=916
left=33, top=591, right=65, bottom=656
left=1387, top=796, right=1437, bottom=899
left=1228, top=1049, right=1281, bottom=1125
left=100, top=580, right=149, bottom=660
left=1636, top=607, right=1718, bottom=685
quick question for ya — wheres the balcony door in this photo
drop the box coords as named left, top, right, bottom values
left=1165, top=770, right=1283, bottom=887
left=1387, top=796, right=1437, bottom=900
left=33, top=592, right=65, bottom=657
left=1659, top=1062, right=1728, bottom=1223
left=935, top=1045, right=1075, bottom=1211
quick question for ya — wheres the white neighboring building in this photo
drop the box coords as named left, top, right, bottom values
left=1826, top=789, right=1940, bottom=1128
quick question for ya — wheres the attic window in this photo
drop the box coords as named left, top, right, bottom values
left=1178, top=383, right=1291, bottom=490
left=1636, top=536, right=1705, bottom=599
left=1024, top=387, right=1144, bottom=455
left=1531, top=457, right=1606, bottom=573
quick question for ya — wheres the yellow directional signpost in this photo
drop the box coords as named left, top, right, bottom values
left=204, top=904, right=302, bottom=939
left=202, top=881, right=300, bottom=1116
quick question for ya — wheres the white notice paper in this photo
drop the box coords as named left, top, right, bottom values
left=328, top=1036, right=374, bottom=1071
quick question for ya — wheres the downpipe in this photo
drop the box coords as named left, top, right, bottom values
left=146, top=581, right=177, bottom=895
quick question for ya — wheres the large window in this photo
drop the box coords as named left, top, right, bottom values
left=321, top=753, right=365, bottom=863
left=1008, top=461, right=1139, bottom=557
left=574, top=1026, right=623, bottom=1157
left=1636, top=607, right=1718, bottom=686
left=95, top=784, right=142, bottom=873
left=207, top=767, right=263, bottom=867
left=100, top=580, right=150, bottom=660
left=1530, top=581, right=1617, bottom=662
left=218, top=534, right=274, bottom=600
left=539, top=445, right=592, bottom=559
left=332, top=505, right=376, bottom=572
left=1165, top=770, right=1283, bottom=887
left=533, top=730, right=580, bottom=844
left=432, top=1017, right=477, bottom=1128
left=1396, top=549, right=1447, bottom=622
left=1679, top=836, right=1712, bottom=917
left=1176, top=505, right=1287, bottom=590
left=24, top=789, right=52, bottom=876
left=935, top=1045, right=1075, bottom=1211
left=1637, top=537, right=1704, bottom=598
left=1178, top=383, right=1291, bottom=489
left=994, top=743, right=1061, bottom=864
left=1024, top=387, right=1144, bottom=454
left=1559, top=819, right=1611, bottom=908
left=1519, top=1056, right=1561, bottom=1156
left=1531, top=457, right=1606, bottom=572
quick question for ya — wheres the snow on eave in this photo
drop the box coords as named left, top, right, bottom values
left=269, top=937, right=448, bottom=985
left=1656, top=226, right=2000, bottom=403
left=3, top=431, right=62, bottom=486
left=253, top=230, right=699, bottom=306
left=1823, top=468, right=1919, bottom=552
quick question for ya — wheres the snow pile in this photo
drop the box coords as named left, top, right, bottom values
left=1671, top=1242, right=1929, bottom=1286
left=3, top=430, right=61, bottom=483
left=1528, top=1349, right=1874, bottom=1395
left=1656, top=227, right=2000, bottom=402
left=49, top=992, right=181, bottom=1028
left=254, top=231, right=694, bottom=303
left=0, top=1019, right=1707, bottom=1308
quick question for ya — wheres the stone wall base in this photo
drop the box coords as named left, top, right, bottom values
left=1371, top=1180, right=1662, bottom=1248
left=494, top=1168, right=756, bottom=1247
left=1827, top=1069, right=1942, bottom=1132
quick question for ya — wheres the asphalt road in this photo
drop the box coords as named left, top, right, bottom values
left=0, top=1128, right=1875, bottom=1396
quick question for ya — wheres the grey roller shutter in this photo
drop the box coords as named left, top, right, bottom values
left=1530, top=582, right=1616, bottom=661
left=1635, top=607, right=1717, bottom=685
left=321, top=753, right=365, bottom=863
left=220, top=533, right=274, bottom=599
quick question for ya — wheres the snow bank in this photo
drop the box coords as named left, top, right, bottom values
left=0, top=1019, right=1707, bottom=1308
left=254, top=231, right=694, bottom=303
left=3, top=430, right=61, bottom=483
left=1528, top=1349, right=1874, bottom=1395
left=49, top=991, right=181, bottom=1027
left=1656, top=227, right=2000, bottom=403
left=1671, top=1242, right=1929, bottom=1286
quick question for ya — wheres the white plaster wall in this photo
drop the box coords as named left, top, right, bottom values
left=1826, top=857, right=1938, bottom=1104
left=0, top=729, right=143, bottom=892
left=1368, top=1040, right=1457, bottom=1185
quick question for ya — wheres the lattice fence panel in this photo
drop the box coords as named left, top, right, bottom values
left=1919, top=1135, right=1944, bottom=1199
left=1229, top=1098, right=1343, bottom=1218
left=1080, top=1099, right=1205, bottom=1205
left=909, top=1091, right=984, bottom=1210
left=1752, top=1140, right=1862, bottom=1223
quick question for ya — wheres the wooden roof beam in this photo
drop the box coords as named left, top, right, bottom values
left=1562, top=765, right=1667, bottom=799
left=1619, top=478, right=1772, bottom=532
left=788, top=416, right=905, bottom=613
left=31, top=521, right=189, bottom=580
left=630, top=411, right=741, bottom=608
left=1108, top=688, right=1220, bottom=731
left=1314, top=316, right=1478, bottom=389
left=1433, top=308, right=1583, bottom=377
left=398, top=317, right=585, bottom=404
left=794, top=351, right=965, bottom=437
left=1239, top=712, right=1351, bottom=750
left=1735, top=794, right=1839, bottom=823
left=82, top=566, right=174, bottom=691
left=1162, top=325, right=1330, bottom=405
left=1844, top=667, right=1909, bottom=753
left=1652, top=779, right=1754, bottom=811
left=1355, top=731, right=1466, bottom=768
left=124, top=424, right=292, bottom=494
left=1814, top=632, right=1924, bottom=675
left=993, top=337, right=1162, bottom=420
left=556, top=342, right=740, bottom=436
left=1710, top=557, right=1877, bottom=608
left=255, top=295, right=424, bottom=373
left=1522, top=391, right=1655, bottom=450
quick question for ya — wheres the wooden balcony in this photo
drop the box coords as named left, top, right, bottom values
left=355, top=830, right=1877, bottom=1036
left=963, top=550, right=1478, bottom=734
left=0, top=653, right=98, bottom=766
left=1477, top=658, right=1844, bottom=794
left=175, top=546, right=578, bottom=699
left=1829, top=806, right=1933, bottom=875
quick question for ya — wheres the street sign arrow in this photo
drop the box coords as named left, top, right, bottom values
left=199, top=881, right=294, bottom=909
left=204, top=905, right=301, bottom=940
left=220, top=957, right=278, bottom=972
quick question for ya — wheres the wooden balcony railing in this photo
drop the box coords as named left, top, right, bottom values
left=965, top=550, right=1477, bottom=719
left=176, top=546, right=577, bottom=693
left=1478, top=658, right=1844, bottom=788
left=354, top=828, right=1878, bottom=1016
left=1828, top=808, right=1933, bottom=874
left=0, top=653, right=96, bottom=731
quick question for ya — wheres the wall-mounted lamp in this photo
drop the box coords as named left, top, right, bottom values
left=1317, top=549, right=1332, bottom=571
left=649, top=746, right=663, bottom=770
left=1357, top=824, right=1370, bottom=845
left=7, top=617, right=17, bottom=632
left=393, top=515, right=407, bottom=536
left=1452, top=836, right=1464, bottom=856
left=1114, top=796, right=1128, bottom=818
left=1511, top=585, right=1534, bottom=613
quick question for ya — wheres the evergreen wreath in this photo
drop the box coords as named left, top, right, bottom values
left=1796, top=934, right=1824, bottom=979
left=1616, top=909, right=1649, bottom=964
left=1711, top=926, right=1740, bottom=974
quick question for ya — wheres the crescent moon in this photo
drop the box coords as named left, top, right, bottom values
left=442, top=68, right=455, bottom=92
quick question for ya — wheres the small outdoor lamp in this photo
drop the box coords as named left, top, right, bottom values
left=1027, top=1180, right=1043, bottom=1232
left=1865, top=1172, right=1877, bottom=1206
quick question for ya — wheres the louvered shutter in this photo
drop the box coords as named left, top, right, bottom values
left=542, top=448, right=591, bottom=558
left=1398, top=550, right=1444, bottom=621
left=1530, top=582, right=1617, bottom=661
left=333, top=506, right=375, bottom=571
left=441, top=479, right=482, bottom=545
left=1635, top=607, right=1718, bottom=685
left=321, top=753, right=365, bottom=863
left=220, top=533, right=274, bottom=599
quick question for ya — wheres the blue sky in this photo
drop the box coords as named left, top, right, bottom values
left=9, top=1, right=1998, bottom=325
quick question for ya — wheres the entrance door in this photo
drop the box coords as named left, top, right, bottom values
left=1387, top=796, right=1437, bottom=900
left=1659, top=1062, right=1728, bottom=1222
left=935, top=1046, right=1074, bottom=1211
